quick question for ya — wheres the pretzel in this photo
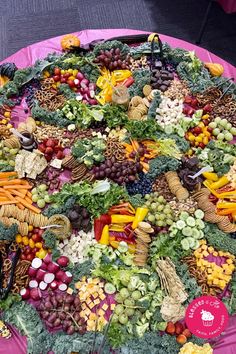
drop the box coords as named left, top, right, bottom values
left=3, top=259, right=12, bottom=272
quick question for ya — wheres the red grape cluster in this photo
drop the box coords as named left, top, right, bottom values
left=92, top=158, right=142, bottom=185
left=94, top=48, right=131, bottom=70
left=38, top=292, right=86, bottom=335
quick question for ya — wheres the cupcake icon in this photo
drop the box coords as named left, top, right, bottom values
left=201, top=310, right=214, bottom=327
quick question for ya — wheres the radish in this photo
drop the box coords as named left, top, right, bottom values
left=30, top=288, right=42, bottom=301
left=89, top=99, right=97, bottom=105
left=41, top=262, right=47, bottom=271
left=62, top=271, right=73, bottom=284
left=58, top=282, right=67, bottom=291
left=20, top=288, right=30, bottom=300
left=43, top=253, right=52, bottom=264
left=47, top=262, right=60, bottom=273
left=28, top=266, right=37, bottom=277
left=44, top=273, right=55, bottom=284
left=74, top=79, right=79, bottom=85
left=81, top=79, right=89, bottom=88
left=31, top=258, right=42, bottom=269
left=89, top=83, right=96, bottom=90
left=39, top=281, right=48, bottom=291
left=50, top=281, right=58, bottom=290
left=56, top=256, right=69, bottom=267
left=36, top=269, right=46, bottom=281
left=89, top=90, right=95, bottom=98
left=55, top=269, right=65, bottom=281
left=76, top=72, right=84, bottom=80
left=29, top=280, right=38, bottom=288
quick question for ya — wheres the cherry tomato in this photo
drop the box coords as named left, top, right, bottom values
left=26, top=254, right=34, bottom=261
left=32, top=234, right=42, bottom=243
left=53, top=75, right=60, bottom=82
left=68, top=80, right=75, bottom=88
left=21, top=254, right=27, bottom=260
left=54, top=67, right=61, bottom=75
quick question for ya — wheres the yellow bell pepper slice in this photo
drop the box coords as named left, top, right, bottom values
left=217, top=202, right=236, bottom=209
left=99, top=225, right=109, bottom=245
left=202, top=172, right=219, bottom=181
left=210, top=176, right=229, bottom=190
left=111, top=215, right=135, bottom=224
left=131, top=207, right=149, bottom=229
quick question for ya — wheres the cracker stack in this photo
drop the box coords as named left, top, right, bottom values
left=134, top=222, right=153, bottom=266
left=165, top=171, right=189, bottom=201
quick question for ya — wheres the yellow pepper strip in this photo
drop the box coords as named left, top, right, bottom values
left=109, top=224, right=125, bottom=232
left=217, top=202, right=236, bottom=209
left=202, top=172, right=219, bottom=181
left=132, top=207, right=149, bottom=229
left=232, top=211, right=236, bottom=221
left=210, top=176, right=229, bottom=190
left=217, top=190, right=236, bottom=198
left=99, top=225, right=110, bottom=245
left=203, top=180, right=220, bottom=198
left=111, top=215, right=135, bottom=224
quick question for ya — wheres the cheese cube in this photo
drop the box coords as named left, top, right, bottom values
left=207, top=246, right=214, bottom=253
left=213, top=278, right=219, bottom=285
left=207, top=268, right=213, bottom=274
left=94, top=298, right=100, bottom=305
left=228, top=264, right=235, bottom=271
left=88, top=302, right=96, bottom=309
left=222, top=263, right=228, bottom=270
left=201, top=245, right=208, bottom=250
left=98, top=309, right=105, bottom=316
left=100, top=293, right=106, bottom=300
left=102, top=303, right=109, bottom=311
left=89, top=313, right=97, bottom=321
left=226, top=258, right=233, bottom=264
left=219, top=251, right=224, bottom=256
left=93, top=292, right=99, bottom=299
left=110, top=303, right=116, bottom=311
left=202, top=251, right=209, bottom=257
left=213, top=251, right=218, bottom=256
left=224, top=269, right=233, bottom=275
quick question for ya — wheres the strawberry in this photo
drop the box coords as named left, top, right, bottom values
left=38, top=143, right=46, bottom=153
left=56, top=151, right=65, bottom=159
left=54, top=145, right=62, bottom=153
left=165, top=322, right=175, bottom=335
left=184, top=95, right=192, bottom=104
left=176, top=334, right=187, bottom=345
left=45, top=147, right=54, bottom=155
left=46, top=139, right=56, bottom=148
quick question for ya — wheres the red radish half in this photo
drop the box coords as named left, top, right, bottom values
left=62, top=271, right=73, bottom=284
left=36, top=269, right=46, bottom=281
left=30, top=288, right=42, bottom=301
left=43, top=253, right=52, bottom=264
left=56, top=256, right=69, bottom=267
left=31, top=258, right=42, bottom=269
left=58, top=282, right=67, bottom=291
left=47, top=262, right=60, bottom=273
left=39, top=281, right=48, bottom=291
left=44, top=273, right=55, bottom=284
left=41, top=262, right=47, bottom=271
left=55, top=270, right=65, bottom=281
left=50, top=281, right=58, bottom=290
left=29, top=280, right=38, bottom=288
left=20, top=288, right=30, bottom=300
left=28, top=266, right=37, bottom=277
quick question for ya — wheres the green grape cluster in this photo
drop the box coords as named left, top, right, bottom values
left=210, top=117, right=236, bottom=142
left=144, top=192, right=175, bottom=227
left=113, top=286, right=142, bottom=325
left=31, top=184, right=51, bottom=208
left=0, top=142, right=19, bottom=167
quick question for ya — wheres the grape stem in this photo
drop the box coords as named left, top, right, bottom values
left=53, top=308, right=81, bottom=330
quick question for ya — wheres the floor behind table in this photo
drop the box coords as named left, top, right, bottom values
left=0, top=0, right=235, bottom=66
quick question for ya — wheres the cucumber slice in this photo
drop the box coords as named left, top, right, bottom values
left=176, top=220, right=186, bottom=230
left=104, top=282, right=116, bottom=294
left=198, top=230, right=204, bottom=239
left=182, top=226, right=193, bottom=237
left=179, top=211, right=189, bottom=221
left=177, top=127, right=185, bottom=137
left=164, top=125, right=173, bottom=135
left=185, top=237, right=195, bottom=248
left=170, top=228, right=178, bottom=237
left=181, top=238, right=190, bottom=250
left=194, top=209, right=204, bottom=220
left=191, top=229, right=200, bottom=239
left=195, top=219, right=205, bottom=230
left=192, top=239, right=200, bottom=250
left=186, top=216, right=196, bottom=227
left=118, top=241, right=129, bottom=253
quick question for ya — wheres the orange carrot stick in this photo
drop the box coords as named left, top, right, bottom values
left=25, top=196, right=33, bottom=204
left=17, top=203, right=25, bottom=210
left=27, top=191, right=32, bottom=198
left=15, top=197, right=41, bottom=214
left=0, top=179, right=24, bottom=186
left=0, top=189, right=15, bottom=201
left=0, top=197, right=9, bottom=202
left=0, top=200, right=17, bottom=205
left=0, top=172, right=17, bottom=179
left=3, top=185, right=32, bottom=190
left=10, top=189, right=26, bottom=199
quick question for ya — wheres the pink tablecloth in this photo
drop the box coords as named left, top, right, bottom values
left=218, top=0, right=236, bottom=13
left=0, top=29, right=236, bottom=81
left=0, top=28, right=236, bottom=354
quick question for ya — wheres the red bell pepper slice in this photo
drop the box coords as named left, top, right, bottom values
left=94, top=214, right=111, bottom=241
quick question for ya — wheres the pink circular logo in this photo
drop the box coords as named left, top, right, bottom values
left=185, top=295, right=229, bottom=339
